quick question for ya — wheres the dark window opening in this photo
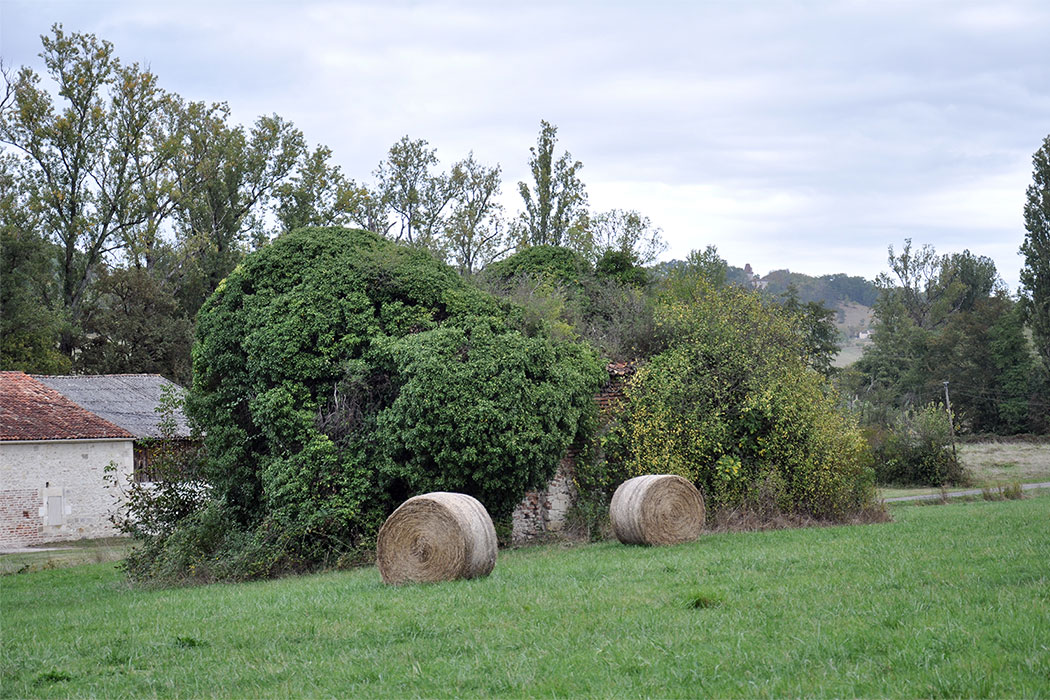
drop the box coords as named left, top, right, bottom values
left=133, top=439, right=200, bottom=483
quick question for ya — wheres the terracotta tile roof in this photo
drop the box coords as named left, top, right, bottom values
left=606, top=361, right=637, bottom=376
left=0, top=371, right=134, bottom=441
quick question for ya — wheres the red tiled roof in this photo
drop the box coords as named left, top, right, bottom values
left=606, top=361, right=637, bottom=376
left=0, top=371, right=134, bottom=441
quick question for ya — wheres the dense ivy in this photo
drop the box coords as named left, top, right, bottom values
left=484, top=244, right=592, bottom=289
left=182, top=227, right=604, bottom=574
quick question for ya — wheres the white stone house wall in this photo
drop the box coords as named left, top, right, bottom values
left=0, top=438, right=134, bottom=548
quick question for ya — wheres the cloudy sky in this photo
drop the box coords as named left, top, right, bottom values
left=3, top=0, right=1047, bottom=290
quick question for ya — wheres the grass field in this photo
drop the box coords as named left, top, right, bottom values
left=2, top=494, right=1048, bottom=697
left=879, top=440, right=1050, bottom=499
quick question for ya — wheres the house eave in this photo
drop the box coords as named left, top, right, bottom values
left=0, top=437, right=134, bottom=446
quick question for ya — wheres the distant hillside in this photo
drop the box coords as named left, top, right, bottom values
left=757, top=270, right=879, bottom=308
left=650, top=258, right=880, bottom=311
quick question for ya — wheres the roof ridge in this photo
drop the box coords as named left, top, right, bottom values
left=31, top=373, right=170, bottom=379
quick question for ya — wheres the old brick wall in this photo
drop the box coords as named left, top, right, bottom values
left=0, top=439, right=133, bottom=548
left=511, top=363, right=634, bottom=543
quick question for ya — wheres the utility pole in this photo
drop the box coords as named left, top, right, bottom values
left=943, top=380, right=958, bottom=463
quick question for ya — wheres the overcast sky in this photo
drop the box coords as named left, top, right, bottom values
left=3, top=0, right=1048, bottom=290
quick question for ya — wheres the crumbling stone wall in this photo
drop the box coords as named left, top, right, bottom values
left=511, top=363, right=634, bottom=543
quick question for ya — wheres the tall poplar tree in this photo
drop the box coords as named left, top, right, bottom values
left=1020, top=135, right=1050, bottom=372
left=516, top=120, right=588, bottom=247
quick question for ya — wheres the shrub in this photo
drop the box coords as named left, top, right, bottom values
left=595, top=281, right=878, bottom=522
left=483, top=244, right=592, bottom=289
left=871, top=403, right=968, bottom=486
left=134, top=227, right=607, bottom=583
left=482, top=245, right=662, bottom=362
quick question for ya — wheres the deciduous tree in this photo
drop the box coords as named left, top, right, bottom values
left=1, top=26, right=182, bottom=357
left=444, top=153, right=507, bottom=274
left=585, top=209, right=666, bottom=265
left=275, top=144, right=359, bottom=233
left=516, top=120, right=588, bottom=247
left=374, top=136, right=454, bottom=250
left=1020, top=135, right=1050, bottom=371
left=171, top=101, right=304, bottom=315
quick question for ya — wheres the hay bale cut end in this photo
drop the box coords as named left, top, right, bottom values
left=610, top=474, right=705, bottom=546
left=376, top=492, right=498, bottom=585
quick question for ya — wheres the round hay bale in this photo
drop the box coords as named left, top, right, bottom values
left=376, top=492, right=498, bottom=585
left=610, top=474, right=705, bottom=546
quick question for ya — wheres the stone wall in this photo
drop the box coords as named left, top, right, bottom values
left=510, top=363, right=634, bottom=544
left=0, top=439, right=133, bottom=548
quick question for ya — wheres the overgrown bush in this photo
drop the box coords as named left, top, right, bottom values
left=869, top=403, right=968, bottom=486
left=482, top=244, right=661, bottom=361
left=484, top=244, right=593, bottom=290
left=587, top=281, right=879, bottom=523
left=130, top=227, right=604, bottom=583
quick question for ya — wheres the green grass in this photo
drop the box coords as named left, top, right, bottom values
left=0, top=539, right=132, bottom=575
left=3, top=495, right=1049, bottom=697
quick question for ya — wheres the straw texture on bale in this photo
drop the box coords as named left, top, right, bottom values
left=610, top=474, right=705, bottom=546
left=376, top=492, right=498, bottom=584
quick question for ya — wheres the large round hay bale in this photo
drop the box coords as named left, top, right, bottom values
left=610, top=475, right=705, bottom=546
left=376, top=492, right=498, bottom=585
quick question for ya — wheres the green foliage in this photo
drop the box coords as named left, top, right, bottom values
left=2, top=25, right=183, bottom=358
left=373, top=135, right=452, bottom=250
left=1020, top=134, right=1050, bottom=374
left=775, top=285, right=840, bottom=377
left=483, top=244, right=662, bottom=362
left=274, top=144, right=360, bottom=233
left=0, top=182, right=69, bottom=373
left=444, top=153, right=507, bottom=274
left=173, top=102, right=306, bottom=317
left=584, top=209, right=666, bottom=266
left=595, top=249, right=648, bottom=287
left=485, top=244, right=593, bottom=288
left=762, top=270, right=880, bottom=308
left=850, top=241, right=1043, bottom=434
left=869, top=403, right=967, bottom=486
left=516, top=120, right=588, bottom=247
left=172, top=227, right=604, bottom=580
left=105, top=384, right=211, bottom=580
left=78, top=266, right=195, bottom=384
left=604, top=280, right=877, bottom=520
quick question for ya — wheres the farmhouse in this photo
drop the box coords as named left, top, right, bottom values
left=0, top=371, right=134, bottom=548
left=33, top=374, right=193, bottom=483
left=0, top=372, right=192, bottom=548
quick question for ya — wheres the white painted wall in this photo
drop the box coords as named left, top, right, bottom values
left=0, top=439, right=133, bottom=547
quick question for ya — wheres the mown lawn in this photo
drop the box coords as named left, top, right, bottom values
left=2, top=495, right=1048, bottom=698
